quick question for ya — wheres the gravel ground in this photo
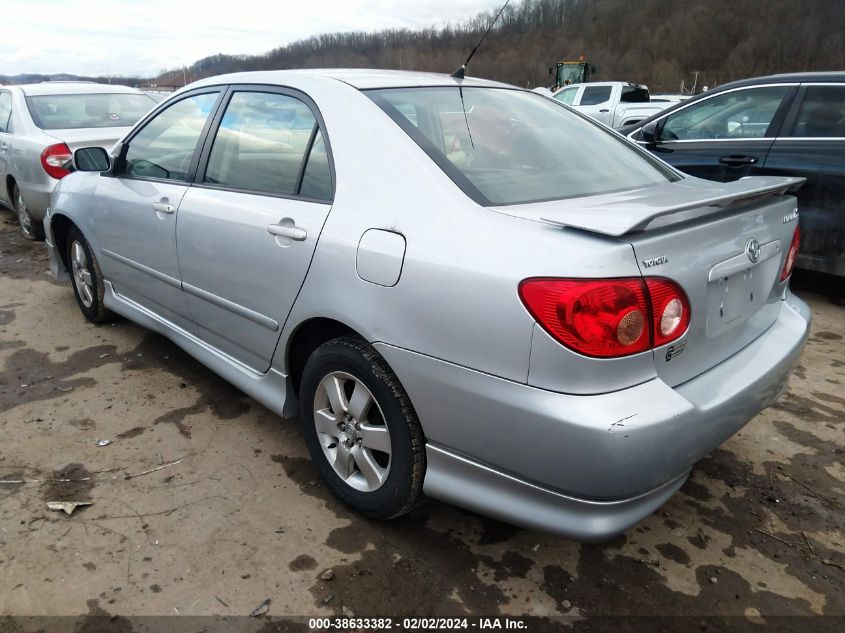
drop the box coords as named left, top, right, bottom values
left=0, top=210, right=842, bottom=630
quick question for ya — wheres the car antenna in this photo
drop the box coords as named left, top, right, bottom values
left=451, top=0, right=511, bottom=79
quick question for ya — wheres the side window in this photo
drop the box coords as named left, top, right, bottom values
left=299, top=129, right=332, bottom=200
left=555, top=87, right=578, bottom=106
left=661, top=86, right=790, bottom=141
left=790, top=85, right=845, bottom=138
left=123, top=92, right=218, bottom=181
left=0, top=92, right=11, bottom=134
left=204, top=91, right=317, bottom=196
left=580, top=86, right=612, bottom=106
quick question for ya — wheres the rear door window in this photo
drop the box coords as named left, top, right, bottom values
left=789, top=85, right=845, bottom=138
left=123, top=92, right=220, bottom=182
left=298, top=129, right=333, bottom=200
left=580, top=86, right=612, bottom=105
left=203, top=91, right=319, bottom=196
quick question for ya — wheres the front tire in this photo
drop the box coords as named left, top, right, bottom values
left=299, top=336, right=425, bottom=519
left=66, top=226, right=116, bottom=324
left=12, top=184, right=44, bottom=241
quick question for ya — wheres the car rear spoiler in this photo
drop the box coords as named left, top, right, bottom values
left=538, top=176, right=806, bottom=237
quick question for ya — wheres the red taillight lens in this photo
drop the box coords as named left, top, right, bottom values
left=519, top=278, right=651, bottom=357
left=780, top=226, right=800, bottom=281
left=519, top=277, right=691, bottom=358
left=40, top=143, right=73, bottom=180
left=646, top=278, right=691, bottom=348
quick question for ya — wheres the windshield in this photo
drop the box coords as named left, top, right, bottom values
left=26, top=93, right=156, bottom=130
left=368, top=87, right=678, bottom=206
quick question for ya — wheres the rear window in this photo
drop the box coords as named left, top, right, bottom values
left=26, top=93, right=156, bottom=130
left=368, top=87, right=677, bottom=206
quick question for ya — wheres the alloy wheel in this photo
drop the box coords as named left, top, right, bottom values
left=313, top=371, right=392, bottom=492
left=70, top=240, right=94, bottom=308
left=16, top=191, right=35, bottom=238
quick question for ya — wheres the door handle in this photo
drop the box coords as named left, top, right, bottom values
left=152, top=202, right=176, bottom=214
left=267, top=221, right=307, bottom=241
left=719, top=155, right=758, bottom=166
left=599, top=108, right=610, bottom=113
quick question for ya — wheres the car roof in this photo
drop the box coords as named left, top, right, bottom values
left=13, top=82, right=143, bottom=96
left=713, top=71, right=845, bottom=90
left=189, top=68, right=513, bottom=91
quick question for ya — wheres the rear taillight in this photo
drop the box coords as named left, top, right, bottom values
left=519, top=277, right=690, bottom=358
left=646, top=278, right=691, bottom=348
left=780, top=226, right=800, bottom=282
left=40, top=143, right=73, bottom=180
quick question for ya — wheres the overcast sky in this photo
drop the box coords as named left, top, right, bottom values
left=1, top=0, right=503, bottom=77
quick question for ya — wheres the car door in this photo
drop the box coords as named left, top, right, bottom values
left=645, top=84, right=797, bottom=181
left=175, top=87, right=334, bottom=371
left=576, top=85, right=614, bottom=125
left=91, top=89, right=223, bottom=332
left=762, top=83, right=845, bottom=276
left=0, top=90, right=13, bottom=206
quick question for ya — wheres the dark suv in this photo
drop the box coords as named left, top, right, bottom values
left=621, top=72, right=845, bottom=277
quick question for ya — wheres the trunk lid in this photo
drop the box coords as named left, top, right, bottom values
left=500, top=175, right=804, bottom=386
left=45, top=127, right=131, bottom=152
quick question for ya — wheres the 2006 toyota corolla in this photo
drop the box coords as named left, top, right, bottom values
left=44, top=69, right=810, bottom=540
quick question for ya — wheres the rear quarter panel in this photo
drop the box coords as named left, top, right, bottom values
left=276, top=81, right=644, bottom=385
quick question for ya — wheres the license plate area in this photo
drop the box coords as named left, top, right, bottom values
left=706, top=267, right=771, bottom=337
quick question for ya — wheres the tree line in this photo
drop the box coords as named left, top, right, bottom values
left=4, top=0, right=843, bottom=92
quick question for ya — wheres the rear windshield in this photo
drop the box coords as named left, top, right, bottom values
left=26, top=93, right=156, bottom=130
left=367, top=87, right=678, bottom=206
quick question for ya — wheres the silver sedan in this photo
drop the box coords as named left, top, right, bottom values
left=0, top=82, right=155, bottom=239
left=45, top=70, right=810, bottom=540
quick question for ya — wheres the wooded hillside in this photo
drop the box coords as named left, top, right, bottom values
left=155, top=0, right=844, bottom=91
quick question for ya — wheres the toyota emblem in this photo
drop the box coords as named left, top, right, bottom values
left=745, top=238, right=761, bottom=263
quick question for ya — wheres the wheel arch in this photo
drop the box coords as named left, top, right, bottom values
left=49, top=212, right=76, bottom=273
left=285, top=317, right=360, bottom=395
left=5, top=174, right=15, bottom=202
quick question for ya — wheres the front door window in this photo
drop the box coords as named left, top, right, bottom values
left=660, top=86, right=790, bottom=141
left=123, top=92, right=219, bottom=181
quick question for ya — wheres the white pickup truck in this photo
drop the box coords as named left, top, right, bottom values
left=553, top=82, right=672, bottom=129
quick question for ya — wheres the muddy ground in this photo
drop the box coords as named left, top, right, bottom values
left=0, top=210, right=842, bottom=629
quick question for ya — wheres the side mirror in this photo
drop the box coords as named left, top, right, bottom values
left=640, top=120, right=659, bottom=144
left=73, top=147, right=110, bottom=172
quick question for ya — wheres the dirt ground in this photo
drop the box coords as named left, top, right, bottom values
left=0, top=210, right=843, bottom=628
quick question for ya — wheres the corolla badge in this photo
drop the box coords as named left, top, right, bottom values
left=745, top=238, right=761, bottom=263
left=642, top=255, right=668, bottom=268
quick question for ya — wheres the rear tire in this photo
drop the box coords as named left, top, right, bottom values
left=66, top=226, right=117, bottom=324
left=12, top=184, right=44, bottom=241
left=299, top=336, right=425, bottom=519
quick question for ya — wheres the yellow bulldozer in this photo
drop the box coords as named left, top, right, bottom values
left=548, top=56, right=597, bottom=90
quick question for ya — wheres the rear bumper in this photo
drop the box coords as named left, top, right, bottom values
left=376, top=291, right=810, bottom=540
left=425, top=444, right=688, bottom=542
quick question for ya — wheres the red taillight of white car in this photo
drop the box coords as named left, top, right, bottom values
left=519, top=277, right=690, bottom=358
left=40, top=143, right=73, bottom=180
left=780, top=226, right=800, bottom=282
